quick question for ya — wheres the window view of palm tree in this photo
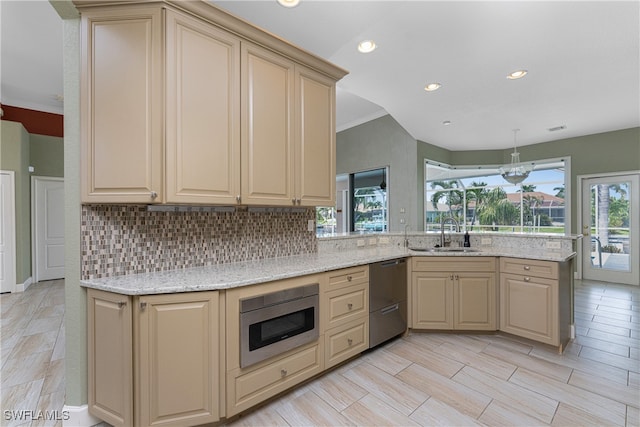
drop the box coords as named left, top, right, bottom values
left=590, top=182, right=630, bottom=271
left=352, top=168, right=388, bottom=232
left=425, top=160, right=566, bottom=234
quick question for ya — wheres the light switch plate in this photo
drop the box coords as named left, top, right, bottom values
left=308, top=220, right=315, bottom=232
left=481, top=238, right=492, bottom=245
left=378, top=237, right=390, bottom=244
left=357, top=239, right=366, bottom=247
left=369, top=238, right=377, bottom=245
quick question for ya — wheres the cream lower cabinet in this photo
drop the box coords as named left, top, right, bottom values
left=322, top=266, right=369, bottom=368
left=411, top=257, right=497, bottom=331
left=87, top=289, right=220, bottom=427
left=225, top=275, right=324, bottom=417
left=500, top=257, right=572, bottom=350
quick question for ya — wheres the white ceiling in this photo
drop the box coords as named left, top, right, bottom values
left=1, top=1, right=638, bottom=151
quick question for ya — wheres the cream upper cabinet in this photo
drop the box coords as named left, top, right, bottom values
left=78, top=1, right=346, bottom=206
left=295, top=65, right=336, bottom=206
left=240, top=42, right=295, bottom=206
left=165, top=10, right=240, bottom=204
left=80, top=6, right=163, bottom=203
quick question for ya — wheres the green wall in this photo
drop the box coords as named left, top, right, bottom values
left=337, top=115, right=418, bottom=231
left=0, top=121, right=65, bottom=286
left=0, top=121, right=32, bottom=284
left=30, top=133, right=64, bottom=177
left=339, top=114, right=640, bottom=234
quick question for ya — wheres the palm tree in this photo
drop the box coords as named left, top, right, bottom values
left=465, top=181, right=488, bottom=230
left=553, top=185, right=565, bottom=199
left=477, top=187, right=519, bottom=231
left=430, top=180, right=463, bottom=217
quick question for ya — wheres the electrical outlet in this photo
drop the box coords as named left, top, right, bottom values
left=307, top=220, right=315, bottom=232
left=369, top=238, right=377, bottom=246
left=378, top=237, right=390, bottom=244
left=357, top=239, right=366, bottom=247
left=481, top=238, right=492, bottom=246
left=546, top=241, right=561, bottom=249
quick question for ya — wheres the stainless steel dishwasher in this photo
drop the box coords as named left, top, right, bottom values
left=369, top=258, right=407, bottom=348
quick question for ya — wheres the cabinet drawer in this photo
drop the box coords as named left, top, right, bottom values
left=412, top=257, right=496, bottom=272
left=227, top=341, right=323, bottom=416
left=325, top=317, right=368, bottom=369
left=500, top=257, right=558, bottom=279
left=323, top=283, right=368, bottom=331
left=326, top=265, right=369, bottom=289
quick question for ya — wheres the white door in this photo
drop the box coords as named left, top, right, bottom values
left=33, top=177, right=65, bottom=281
left=0, top=171, right=16, bottom=293
left=581, top=173, right=639, bottom=285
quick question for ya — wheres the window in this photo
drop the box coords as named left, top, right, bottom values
left=352, top=168, right=388, bottom=233
left=425, top=160, right=566, bottom=234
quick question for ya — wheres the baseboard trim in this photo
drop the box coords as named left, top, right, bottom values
left=15, top=276, right=33, bottom=292
left=63, top=405, right=102, bottom=427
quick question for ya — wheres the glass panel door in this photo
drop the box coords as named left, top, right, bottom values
left=582, top=173, right=639, bottom=285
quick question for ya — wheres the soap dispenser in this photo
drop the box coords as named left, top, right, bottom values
left=463, top=231, right=471, bottom=247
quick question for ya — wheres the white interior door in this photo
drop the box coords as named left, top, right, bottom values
left=1, top=171, right=16, bottom=293
left=581, top=173, right=639, bottom=285
left=33, top=177, right=65, bottom=281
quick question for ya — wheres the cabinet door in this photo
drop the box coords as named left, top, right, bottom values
left=87, top=289, right=133, bottom=427
left=411, top=272, right=453, bottom=329
left=241, top=42, right=295, bottom=206
left=500, top=273, right=558, bottom=345
left=454, top=273, right=496, bottom=330
left=295, top=65, right=336, bottom=206
left=165, top=10, right=240, bottom=204
left=80, top=7, right=163, bottom=203
left=136, top=292, right=219, bottom=427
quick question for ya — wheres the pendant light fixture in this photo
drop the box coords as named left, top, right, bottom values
left=499, top=129, right=532, bottom=184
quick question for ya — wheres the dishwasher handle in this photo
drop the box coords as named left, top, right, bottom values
left=378, top=258, right=406, bottom=268
left=380, top=303, right=400, bottom=315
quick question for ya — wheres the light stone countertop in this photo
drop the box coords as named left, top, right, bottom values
left=80, top=246, right=576, bottom=295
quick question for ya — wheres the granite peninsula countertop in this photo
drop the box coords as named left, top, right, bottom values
left=80, top=246, right=576, bottom=295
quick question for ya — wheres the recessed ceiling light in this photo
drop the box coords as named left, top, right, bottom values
left=442, top=120, right=452, bottom=126
left=277, top=0, right=300, bottom=8
left=507, top=69, right=528, bottom=80
left=357, top=40, right=377, bottom=53
left=548, top=125, right=567, bottom=132
left=424, top=82, right=442, bottom=92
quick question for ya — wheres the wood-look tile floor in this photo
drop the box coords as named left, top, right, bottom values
left=1, top=279, right=638, bottom=427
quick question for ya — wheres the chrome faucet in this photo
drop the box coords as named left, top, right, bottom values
left=404, top=224, right=411, bottom=248
left=440, top=217, right=460, bottom=247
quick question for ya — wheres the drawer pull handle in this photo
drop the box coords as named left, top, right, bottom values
left=454, top=274, right=459, bottom=281
left=347, top=338, right=353, bottom=346
left=347, top=303, right=353, bottom=310
left=524, top=265, right=531, bottom=271
left=150, top=191, right=158, bottom=200
left=381, top=303, right=399, bottom=315
left=524, top=277, right=531, bottom=282
left=140, top=301, right=147, bottom=310
left=117, top=301, right=126, bottom=309
left=281, top=369, right=287, bottom=377
left=347, top=275, right=352, bottom=282
left=450, top=274, right=454, bottom=281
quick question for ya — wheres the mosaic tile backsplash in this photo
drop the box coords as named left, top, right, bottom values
left=81, top=205, right=317, bottom=279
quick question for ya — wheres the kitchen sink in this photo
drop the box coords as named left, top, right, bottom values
left=409, top=247, right=479, bottom=253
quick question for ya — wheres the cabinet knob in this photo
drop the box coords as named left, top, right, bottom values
left=347, top=338, right=353, bottom=346
left=140, top=301, right=147, bottom=310
left=117, top=301, right=126, bottom=309
left=292, top=198, right=297, bottom=205
left=454, top=274, right=459, bottom=281
left=524, top=277, right=531, bottom=282
left=347, top=275, right=352, bottom=282
left=236, top=195, right=241, bottom=203
left=297, top=198, right=301, bottom=205
left=524, top=265, right=531, bottom=271
left=450, top=274, right=454, bottom=281
left=150, top=191, right=158, bottom=200
left=347, top=303, right=353, bottom=310
left=281, top=369, right=287, bottom=377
